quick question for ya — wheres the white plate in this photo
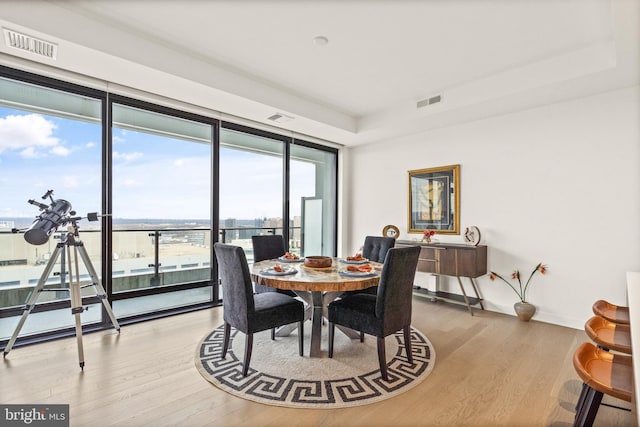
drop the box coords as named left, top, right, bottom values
left=339, top=258, right=369, bottom=265
left=260, top=267, right=298, bottom=276
left=339, top=271, right=377, bottom=278
left=277, top=257, right=303, bottom=263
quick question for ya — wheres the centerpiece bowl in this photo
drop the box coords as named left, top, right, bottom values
left=304, top=256, right=332, bottom=269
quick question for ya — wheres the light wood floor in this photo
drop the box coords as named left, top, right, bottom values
left=2, top=297, right=634, bottom=426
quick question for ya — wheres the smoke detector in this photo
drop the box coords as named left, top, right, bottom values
left=267, top=113, right=294, bottom=123
left=3, top=28, right=58, bottom=59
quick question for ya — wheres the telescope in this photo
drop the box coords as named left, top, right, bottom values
left=5, top=189, right=120, bottom=368
left=17, top=190, right=100, bottom=245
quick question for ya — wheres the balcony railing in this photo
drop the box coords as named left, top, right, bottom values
left=0, top=225, right=302, bottom=310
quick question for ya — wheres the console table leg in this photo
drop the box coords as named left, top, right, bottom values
left=432, top=275, right=440, bottom=302
left=456, top=276, right=474, bottom=316
left=470, top=278, right=485, bottom=310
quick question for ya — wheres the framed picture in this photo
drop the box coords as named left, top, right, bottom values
left=408, top=164, right=460, bottom=235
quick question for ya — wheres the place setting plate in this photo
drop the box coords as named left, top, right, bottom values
left=338, top=270, right=378, bottom=278
left=260, top=266, right=298, bottom=276
left=277, top=257, right=303, bottom=263
left=339, top=258, right=369, bottom=265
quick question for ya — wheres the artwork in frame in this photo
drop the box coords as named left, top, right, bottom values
left=408, top=164, right=460, bottom=235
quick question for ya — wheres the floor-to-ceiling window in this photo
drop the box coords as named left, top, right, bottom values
left=0, top=71, right=105, bottom=340
left=219, top=124, right=338, bottom=261
left=0, top=65, right=338, bottom=348
left=290, top=141, right=337, bottom=257
left=110, top=99, right=215, bottom=318
left=219, top=125, right=285, bottom=259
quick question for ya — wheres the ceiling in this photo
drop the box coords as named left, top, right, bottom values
left=0, top=0, right=638, bottom=146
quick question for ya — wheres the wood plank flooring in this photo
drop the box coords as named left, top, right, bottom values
left=1, top=298, right=634, bottom=426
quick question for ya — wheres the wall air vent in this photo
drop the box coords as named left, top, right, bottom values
left=416, top=94, right=443, bottom=109
left=267, top=113, right=294, bottom=123
left=3, top=28, right=58, bottom=59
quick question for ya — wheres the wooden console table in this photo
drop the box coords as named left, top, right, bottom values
left=395, top=241, right=487, bottom=315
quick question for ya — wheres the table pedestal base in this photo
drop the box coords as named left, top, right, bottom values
left=288, top=290, right=359, bottom=357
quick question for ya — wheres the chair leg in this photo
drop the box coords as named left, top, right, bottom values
left=360, top=331, right=365, bottom=342
left=377, top=337, right=388, bottom=381
left=298, top=320, right=304, bottom=356
left=222, top=322, right=231, bottom=359
left=271, top=328, right=275, bottom=340
left=575, top=383, right=588, bottom=412
left=242, top=333, right=253, bottom=377
left=328, top=322, right=335, bottom=358
left=403, top=326, right=413, bottom=364
left=574, top=386, right=603, bottom=427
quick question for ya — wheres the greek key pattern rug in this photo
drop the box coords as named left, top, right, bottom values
left=195, top=324, right=435, bottom=408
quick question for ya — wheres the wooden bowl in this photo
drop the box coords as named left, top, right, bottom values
left=304, top=256, right=332, bottom=269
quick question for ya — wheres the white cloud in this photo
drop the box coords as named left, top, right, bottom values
left=19, top=146, right=39, bottom=159
left=50, top=145, right=71, bottom=156
left=113, top=151, right=143, bottom=162
left=86, top=141, right=96, bottom=148
left=0, top=114, right=60, bottom=154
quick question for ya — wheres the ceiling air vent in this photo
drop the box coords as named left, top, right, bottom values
left=416, top=94, right=442, bottom=109
left=267, top=113, right=294, bottom=123
left=3, top=28, right=58, bottom=59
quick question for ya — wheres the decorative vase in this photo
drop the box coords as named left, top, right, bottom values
left=514, top=302, right=536, bottom=321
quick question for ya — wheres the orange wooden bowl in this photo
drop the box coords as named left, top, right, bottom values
left=304, top=256, right=332, bottom=268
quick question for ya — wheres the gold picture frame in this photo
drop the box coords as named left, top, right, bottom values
left=408, top=164, right=460, bottom=235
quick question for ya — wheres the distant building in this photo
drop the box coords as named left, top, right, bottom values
left=254, top=217, right=264, bottom=229
left=224, top=218, right=238, bottom=240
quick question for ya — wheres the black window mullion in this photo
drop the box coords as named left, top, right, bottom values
left=283, top=140, right=291, bottom=250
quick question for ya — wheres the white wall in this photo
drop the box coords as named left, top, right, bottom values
left=344, top=86, right=640, bottom=329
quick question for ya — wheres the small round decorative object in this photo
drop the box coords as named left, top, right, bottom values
left=382, top=224, right=400, bottom=239
left=464, top=226, right=481, bottom=246
left=304, top=256, right=332, bottom=269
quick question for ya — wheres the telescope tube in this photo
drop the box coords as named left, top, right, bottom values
left=24, top=199, right=72, bottom=245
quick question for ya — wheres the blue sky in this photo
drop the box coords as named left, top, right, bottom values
left=0, top=107, right=102, bottom=218
left=0, top=107, right=315, bottom=221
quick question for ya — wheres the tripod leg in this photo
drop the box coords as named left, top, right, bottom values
left=70, top=244, right=85, bottom=370
left=75, top=242, right=120, bottom=331
left=3, top=244, right=65, bottom=357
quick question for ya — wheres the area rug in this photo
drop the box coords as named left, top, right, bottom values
left=195, top=323, right=435, bottom=408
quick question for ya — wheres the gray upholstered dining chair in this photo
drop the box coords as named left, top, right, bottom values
left=251, top=234, right=297, bottom=297
left=328, top=245, right=420, bottom=381
left=214, top=243, right=304, bottom=376
left=343, top=235, right=396, bottom=296
left=362, top=235, right=396, bottom=263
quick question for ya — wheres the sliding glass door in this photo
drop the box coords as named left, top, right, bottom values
left=110, top=100, right=214, bottom=317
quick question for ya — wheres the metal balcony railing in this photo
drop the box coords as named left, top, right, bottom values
left=0, top=225, right=302, bottom=309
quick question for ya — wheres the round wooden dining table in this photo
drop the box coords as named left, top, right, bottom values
left=250, top=257, right=381, bottom=357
